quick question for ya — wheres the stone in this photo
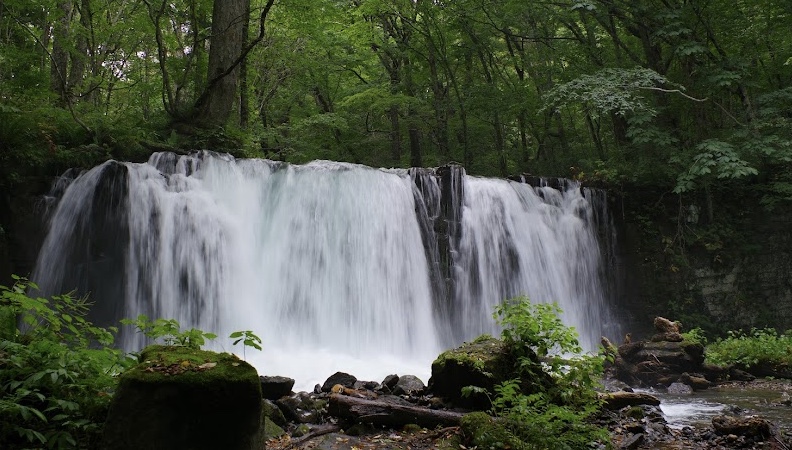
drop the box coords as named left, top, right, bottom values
left=262, top=417, right=286, bottom=440
left=393, top=375, right=425, bottom=396
left=712, top=415, right=773, bottom=439
left=262, top=399, right=288, bottom=427
left=650, top=332, right=683, bottom=342
left=276, top=392, right=326, bottom=424
left=321, top=372, right=357, bottom=393
left=382, top=374, right=399, bottom=390
left=729, top=367, right=756, bottom=382
left=260, top=375, right=295, bottom=400
left=667, top=382, right=693, bottom=395
left=101, top=345, right=262, bottom=450
left=654, top=317, right=681, bottom=334
left=679, top=372, right=710, bottom=390
left=428, top=335, right=549, bottom=409
left=619, top=433, right=644, bottom=449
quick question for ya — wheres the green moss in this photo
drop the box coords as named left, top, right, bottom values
left=122, top=344, right=259, bottom=388
left=263, top=417, right=285, bottom=439
left=431, top=334, right=512, bottom=379
left=102, top=345, right=263, bottom=450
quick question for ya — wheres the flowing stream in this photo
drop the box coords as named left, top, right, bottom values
left=32, top=152, right=619, bottom=390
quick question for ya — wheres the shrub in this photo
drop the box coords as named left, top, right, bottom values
left=486, top=297, right=609, bottom=449
left=0, top=276, right=133, bottom=449
left=705, top=328, right=792, bottom=369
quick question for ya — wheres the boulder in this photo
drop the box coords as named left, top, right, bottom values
left=653, top=317, right=681, bottom=334
left=667, top=382, right=693, bottom=395
left=321, top=372, right=357, bottom=393
left=679, top=373, right=710, bottom=390
left=101, top=345, right=262, bottom=450
left=712, top=415, right=773, bottom=439
left=276, top=392, right=327, bottom=423
left=260, top=375, right=295, bottom=400
left=393, top=375, right=425, bottom=396
left=428, top=335, right=517, bottom=409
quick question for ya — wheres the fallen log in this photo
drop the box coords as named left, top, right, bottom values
left=599, top=391, right=661, bottom=410
left=328, top=394, right=465, bottom=428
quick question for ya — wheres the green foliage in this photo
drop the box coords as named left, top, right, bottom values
left=681, top=327, right=708, bottom=347
left=673, top=140, right=759, bottom=193
left=121, top=315, right=217, bottom=350
left=0, top=276, right=133, bottom=449
left=485, top=297, right=609, bottom=449
left=705, top=328, right=792, bottom=369
left=494, top=298, right=582, bottom=358
left=542, top=68, right=672, bottom=119
left=229, top=330, right=263, bottom=360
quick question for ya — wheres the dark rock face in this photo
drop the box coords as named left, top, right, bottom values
left=260, top=375, right=295, bottom=400
left=321, top=372, right=357, bottom=393
left=101, top=345, right=262, bottom=450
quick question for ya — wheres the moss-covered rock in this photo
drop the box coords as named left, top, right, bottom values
left=428, top=335, right=516, bottom=409
left=101, top=345, right=262, bottom=450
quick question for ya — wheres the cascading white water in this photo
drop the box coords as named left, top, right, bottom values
left=32, top=152, right=618, bottom=391
left=452, top=177, right=610, bottom=351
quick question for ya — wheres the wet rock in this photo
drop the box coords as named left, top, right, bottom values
left=667, top=382, right=693, bottom=395
left=393, top=375, right=425, bottom=396
left=619, top=432, right=644, bottom=449
left=260, top=375, right=295, bottom=400
left=263, top=399, right=288, bottom=427
left=321, top=372, right=357, bottom=393
left=276, top=392, right=326, bottom=424
left=729, top=368, right=756, bottom=382
left=712, top=415, right=773, bottom=439
left=353, top=380, right=379, bottom=391
left=679, top=372, right=710, bottom=390
left=381, top=374, right=399, bottom=391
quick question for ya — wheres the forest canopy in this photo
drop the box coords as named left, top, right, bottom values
left=1, top=0, right=790, bottom=199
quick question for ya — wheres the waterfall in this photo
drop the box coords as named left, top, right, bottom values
left=32, top=152, right=619, bottom=390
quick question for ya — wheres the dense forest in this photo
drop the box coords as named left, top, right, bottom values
left=1, top=0, right=790, bottom=201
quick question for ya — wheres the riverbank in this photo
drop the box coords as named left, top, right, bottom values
left=262, top=376, right=792, bottom=450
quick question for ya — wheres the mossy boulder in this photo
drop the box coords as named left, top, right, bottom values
left=428, top=335, right=516, bottom=408
left=101, top=345, right=262, bottom=450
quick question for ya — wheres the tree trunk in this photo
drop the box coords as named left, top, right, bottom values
left=389, top=105, right=402, bottom=164
left=50, top=1, right=72, bottom=106
left=239, top=3, right=250, bottom=127
left=328, top=394, right=465, bottom=428
left=195, top=0, right=248, bottom=126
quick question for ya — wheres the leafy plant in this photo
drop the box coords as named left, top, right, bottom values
left=705, top=328, right=792, bottom=369
left=229, top=330, right=263, bottom=360
left=0, top=276, right=132, bottom=449
left=121, top=315, right=217, bottom=350
left=681, top=327, right=708, bottom=346
left=484, top=297, right=608, bottom=449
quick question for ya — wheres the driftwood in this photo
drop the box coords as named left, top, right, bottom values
left=599, top=391, right=661, bottom=410
left=328, top=394, right=465, bottom=428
